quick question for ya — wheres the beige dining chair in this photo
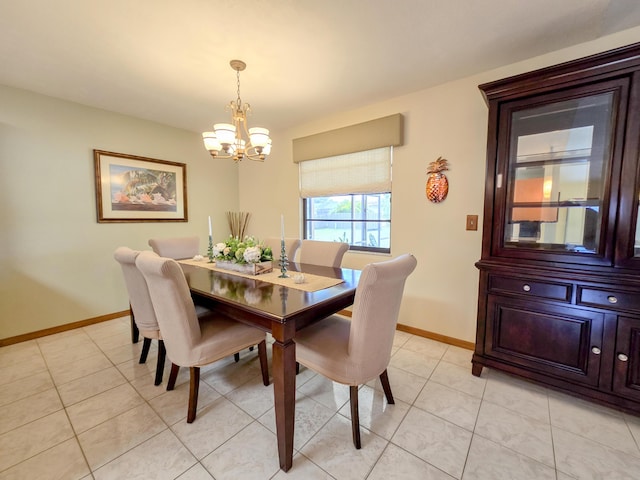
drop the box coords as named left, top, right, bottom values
left=299, top=239, right=349, bottom=267
left=294, top=253, right=417, bottom=448
left=136, top=251, right=270, bottom=423
left=114, top=247, right=166, bottom=386
left=148, top=236, right=200, bottom=259
left=263, top=237, right=301, bottom=263
left=148, top=235, right=223, bottom=345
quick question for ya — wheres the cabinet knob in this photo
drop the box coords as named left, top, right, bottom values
left=591, top=347, right=601, bottom=355
left=618, top=353, right=629, bottom=362
left=607, top=296, right=618, bottom=304
left=522, top=284, right=531, bottom=292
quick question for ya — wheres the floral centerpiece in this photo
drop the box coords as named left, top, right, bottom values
left=212, top=235, right=273, bottom=275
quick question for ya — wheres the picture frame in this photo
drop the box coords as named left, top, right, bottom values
left=94, top=150, right=188, bottom=223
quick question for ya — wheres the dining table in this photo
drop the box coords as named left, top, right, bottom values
left=179, top=260, right=361, bottom=472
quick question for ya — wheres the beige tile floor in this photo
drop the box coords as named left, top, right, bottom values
left=1, top=316, right=640, bottom=479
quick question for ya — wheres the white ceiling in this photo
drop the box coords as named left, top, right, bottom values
left=2, top=0, right=640, bottom=133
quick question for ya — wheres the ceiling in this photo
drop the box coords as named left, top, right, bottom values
left=2, top=0, right=640, bottom=133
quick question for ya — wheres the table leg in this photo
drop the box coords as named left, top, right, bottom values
left=271, top=322, right=296, bottom=472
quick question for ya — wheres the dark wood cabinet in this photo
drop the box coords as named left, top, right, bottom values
left=474, top=43, right=640, bottom=414
left=613, top=316, right=640, bottom=402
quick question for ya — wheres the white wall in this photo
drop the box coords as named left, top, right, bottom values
left=0, top=86, right=239, bottom=339
left=239, top=27, right=640, bottom=343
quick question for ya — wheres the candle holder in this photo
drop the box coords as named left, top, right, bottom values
left=207, top=236, right=214, bottom=263
left=278, top=239, right=289, bottom=278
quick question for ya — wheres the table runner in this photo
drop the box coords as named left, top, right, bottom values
left=178, top=259, right=344, bottom=292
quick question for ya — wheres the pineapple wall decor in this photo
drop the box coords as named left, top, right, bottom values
left=426, top=157, right=450, bottom=203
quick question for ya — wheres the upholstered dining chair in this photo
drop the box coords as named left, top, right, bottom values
left=114, top=247, right=166, bottom=386
left=149, top=234, right=215, bottom=330
left=148, top=236, right=200, bottom=260
left=136, top=251, right=270, bottom=423
left=299, top=239, right=349, bottom=267
left=294, top=253, right=417, bottom=448
left=263, top=237, right=301, bottom=264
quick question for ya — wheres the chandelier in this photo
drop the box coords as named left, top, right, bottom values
left=202, top=60, right=271, bottom=162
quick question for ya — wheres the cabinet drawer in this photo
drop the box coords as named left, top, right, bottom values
left=578, top=287, right=640, bottom=313
left=489, top=275, right=572, bottom=302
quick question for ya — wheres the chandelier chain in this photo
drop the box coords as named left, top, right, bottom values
left=236, top=69, right=242, bottom=108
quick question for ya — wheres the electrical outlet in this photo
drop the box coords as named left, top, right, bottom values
left=466, top=215, right=478, bottom=231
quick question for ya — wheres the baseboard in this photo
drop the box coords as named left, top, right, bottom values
left=1, top=309, right=475, bottom=351
left=0, top=310, right=130, bottom=347
left=337, top=309, right=474, bottom=350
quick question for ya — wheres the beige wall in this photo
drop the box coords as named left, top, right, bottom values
left=0, top=87, right=239, bottom=340
left=2, top=26, right=638, bottom=343
left=239, top=26, right=640, bottom=343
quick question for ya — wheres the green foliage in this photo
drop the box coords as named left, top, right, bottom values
left=212, top=236, right=271, bottom=264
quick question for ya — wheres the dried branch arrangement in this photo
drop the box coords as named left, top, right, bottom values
left=226, top=211, right=251, bottom=238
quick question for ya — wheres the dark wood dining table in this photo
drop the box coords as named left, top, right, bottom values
left=180, top=261, right=360, bottom=472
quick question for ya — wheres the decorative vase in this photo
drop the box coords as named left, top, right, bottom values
left=215, top=259, right=273, bottom=276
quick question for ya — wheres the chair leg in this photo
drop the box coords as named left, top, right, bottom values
left=130, top=305, right=139, bottom=343
left=257, top=340, right=269, bottom=386
left=350, top=385, right=361, bottom=449
left=296, top=362, right=300, bottom=375
left=234, top=352, right=240, bottom=362
left=139, top=337, right=152, bottom=364
left=379, top=369, right=395, bottom=404
left=187, top=366, right=200, bottom=423
left=166, top=363, right=180, bottom=391
left=154, top=340, right=166, bottom=386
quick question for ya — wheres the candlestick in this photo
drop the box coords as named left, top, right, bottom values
left=278, top=238, right=289, bottom=278
left=207, top=236, right=214, bottom=263
left=208, top=216, right=212, bottom=236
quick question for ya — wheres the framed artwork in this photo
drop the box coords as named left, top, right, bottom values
left=94, top=150, right=188, bottom=223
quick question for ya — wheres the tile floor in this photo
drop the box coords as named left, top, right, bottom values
left=1, top=316, right=640, bottom=479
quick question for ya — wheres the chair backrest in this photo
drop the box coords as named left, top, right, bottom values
left=113, top=247, right=159, bottom=334
left=348, top=254, right=417, bottom=380
left=135, top=251, right=202, bottom=366
left=148, top=236, right=200, bottom=259
left=263, top=237, right=301, bottom=263
left=299, top=240, right=349, bottom=267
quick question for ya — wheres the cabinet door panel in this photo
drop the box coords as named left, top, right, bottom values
left=486, top=295, right=603, bottom=386
left=613, top=316, right=640, bottom=401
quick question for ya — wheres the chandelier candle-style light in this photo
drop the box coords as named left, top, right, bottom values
left=202, top=60, right=271, bottom=162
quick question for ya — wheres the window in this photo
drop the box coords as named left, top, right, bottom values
left=304, top=193, right=391, bottom=252
left=300, top=147, right=392, bottom=253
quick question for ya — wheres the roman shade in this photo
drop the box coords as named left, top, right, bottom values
left=299, top=147, right=392, bottom=198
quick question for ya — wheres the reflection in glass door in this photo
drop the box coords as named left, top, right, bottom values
left=503, top=92, right=615, bottom=254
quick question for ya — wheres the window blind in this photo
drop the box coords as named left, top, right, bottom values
left=299, top=147, right=392, bottom=198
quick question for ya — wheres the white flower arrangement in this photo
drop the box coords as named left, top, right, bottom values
left=213, top=235, right=273, bottom=264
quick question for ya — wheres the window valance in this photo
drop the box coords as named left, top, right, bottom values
left=292, top=113, right=403, bottom=163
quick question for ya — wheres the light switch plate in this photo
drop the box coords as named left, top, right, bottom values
left=466, top=215, right=478, bottom=231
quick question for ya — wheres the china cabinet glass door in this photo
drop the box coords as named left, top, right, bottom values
left=494, top=81, right=627, bottom=265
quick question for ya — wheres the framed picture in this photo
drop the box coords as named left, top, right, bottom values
left=94, top=150, right=188, bottom=223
